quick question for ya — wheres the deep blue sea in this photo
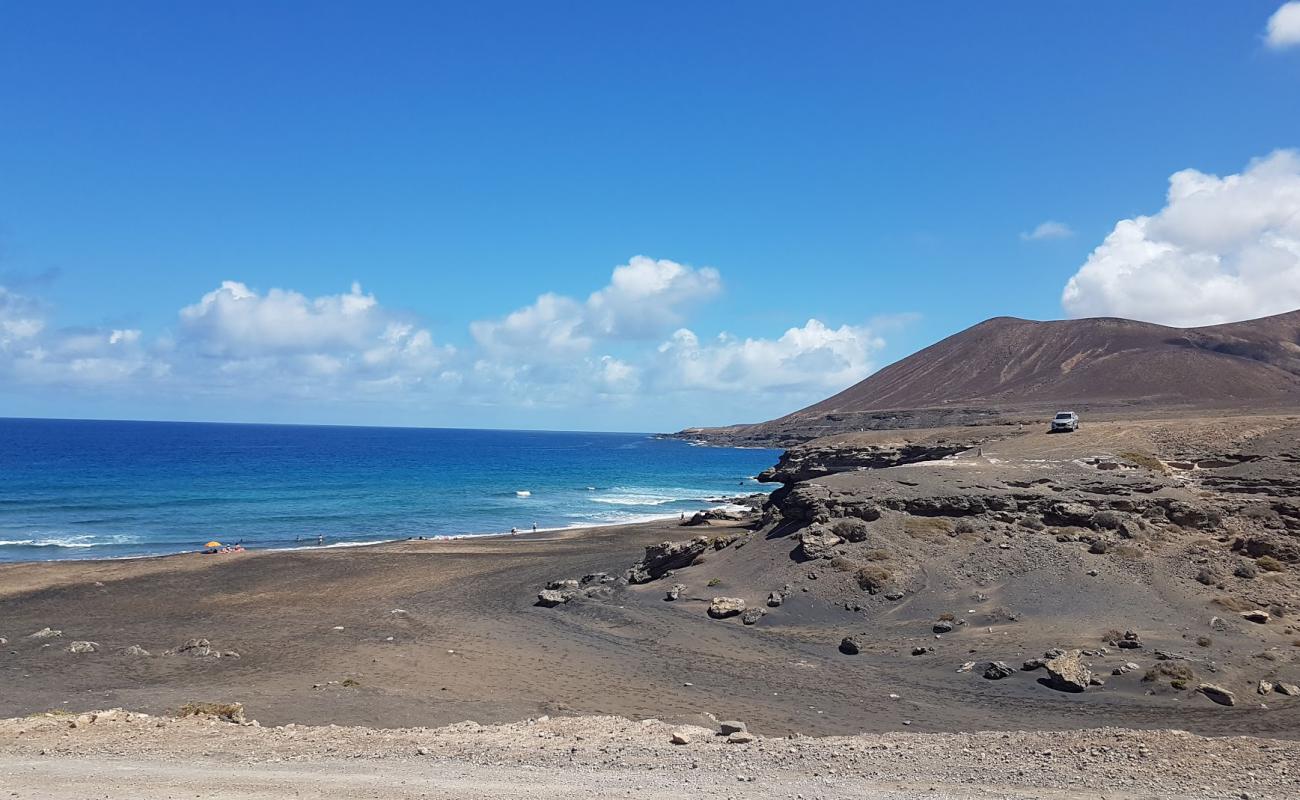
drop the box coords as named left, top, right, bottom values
left=0, top=418, right=778, bottom=562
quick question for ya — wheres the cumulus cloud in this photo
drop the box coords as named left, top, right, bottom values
left=1061, top=150, right=1300, bottom=327
left=1020, top=221, right=1074, bottom=241
left=0, top=285, right=156, bottom=386
left=470, top=256, right=721, bottom=360
left=1267, top=2, right=1300, bottom=48
left=653, top=319, right=884, bottom=394
left=178, top=280, right=453, bottom=392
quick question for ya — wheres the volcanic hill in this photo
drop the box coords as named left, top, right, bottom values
left=680, top=309, right=1300, bottom=445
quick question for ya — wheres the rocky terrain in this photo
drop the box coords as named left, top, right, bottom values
left=2, top=707, right=1297, bottom=798
left=677, top=309, right=1300, bottom=446
left=539, top=414, right=1300, bottom=736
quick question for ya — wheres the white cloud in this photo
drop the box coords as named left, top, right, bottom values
left=1267, top=2, right=1300, bottom=48
left=1061, top=150, right=1300, bottom=327
left=1020, top=220, right=1074, bottom=241
left=654, top=319, right=884, bottom=394
left=177, top=280, right=454, bottom=393
left=470, top=256, right=720, bottom=360
left=585, top=255, right=722, bottom=338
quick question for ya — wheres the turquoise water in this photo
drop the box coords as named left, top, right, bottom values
left=0, top=418, right=778, bottom=562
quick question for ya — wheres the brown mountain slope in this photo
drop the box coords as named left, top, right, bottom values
left=680, top=309, right=1300, bottom=444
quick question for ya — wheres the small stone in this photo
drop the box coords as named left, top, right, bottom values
left=1241, top=610, right=1270, bottom=624
left=665, top=584, right=686, bottom=601
left=1258, top=680, right=1275, bottom=695
left=727, top=731, right=755, bottom=744
left=670, top=730, right=691, bottom=745
left=718, top=720, right=747, bottom=735
left=839, top=636, right=862, bottom=655
left=932, top=620, right=954, bottom=634
left=26, top=627, right=62, bottom=639
left=983, top=661, right=1015, bottom=680
left=416, top=747, right=431, bottom=756
left=911, top=646, right=932, bottom=656
left=767, top=591, right=784, bottom=607
left=1274, top=682, right=1300, bottom=696
left=956, top=661, right=976, bottom=673
left=66, top=641, right=100, bottom=654
left=741, top=608, right=766, bottom=626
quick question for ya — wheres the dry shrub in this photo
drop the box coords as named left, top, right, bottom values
left=1102, top=629, right=1122, bottom=643
left=1214, top=595, right=1256, bottom=612
left=831, top=518, right=870, bottom=543
left=863, top=548, right=891, bottom=561
left=1257, top=555, right=1286, bottom=572
left=954, top=519, right=977, bottom=535
left=1143, top=662, right=1194, bottom=689
left=1196, top=635, right=1212, bottom=647
left=854, top=564, right=892, bottom=593
left=828, top=555, right=860, bottom=573
left=176, top=702, right=245, bottom=723
left=938, top=611, right=956, bottom=622
left=1120, top=451, right=1170, bottom=475
left=1112, top=544, right=1145, bottom=559
left=905, top=516, right=953, bottom=540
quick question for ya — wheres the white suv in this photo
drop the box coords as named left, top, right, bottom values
left=1051, top=411, right=1079, bottom=433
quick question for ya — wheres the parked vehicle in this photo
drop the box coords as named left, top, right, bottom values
left=1050, top=411, right=1079, bottom=433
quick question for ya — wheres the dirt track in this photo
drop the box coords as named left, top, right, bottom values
left=2, top=711, right=1297, bottom=799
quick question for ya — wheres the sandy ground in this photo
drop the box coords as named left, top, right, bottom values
left=1, top=710, right=1297, bottom=799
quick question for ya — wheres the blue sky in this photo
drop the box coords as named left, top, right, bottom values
left=2, top=1, right=1299, bottom=430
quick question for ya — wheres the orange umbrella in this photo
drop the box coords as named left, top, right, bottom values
left=205, top=541, right=222, bottom=548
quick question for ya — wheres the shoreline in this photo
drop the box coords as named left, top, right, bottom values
left=0, top=498, right=765, bottom=567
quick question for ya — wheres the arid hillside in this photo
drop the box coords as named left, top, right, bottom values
left=679, top=310, right=1300, bottom=445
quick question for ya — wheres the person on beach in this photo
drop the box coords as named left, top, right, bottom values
left=532, top=521, right=537, bottom=532
left=511, top=527, right=518, bottom=535
left=317, top=534, right=324, bottom=546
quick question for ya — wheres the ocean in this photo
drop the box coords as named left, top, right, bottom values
left=0, top=418, right=778, bottom=562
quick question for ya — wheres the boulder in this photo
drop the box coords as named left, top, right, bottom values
left=119, top=645, right=151, bottom=657
left=27, top=627, right=63, bottom=639
left=796, top=528, right=842, bottom=561
left=839, top=636, right=862, bottom=655
left=727, top=731, right=756, bottom=744
left=166, top=638, right=217, bottom=657
left=766, top=591, right=784, bottom=607
left=536, top=587, right=578, bottom=607
left=1275, top=682, right=1300, bottom=696
left=1241, top=610, right=1271, bottom=624
left=665, top=583, right=686, bottom=601
left=1117, top=631, right=1143, bottom=649
left=1258, top=680, right=1275, bottom=695
left=66, top=641, right=99, bottom=654
left=983, top=661, right=1015, bottom=680
left=718, top=720, right=747, bottom=735
left=1198, top=683, right=1237, bottom=706
left=932, top=620, right=954, bottom=634
left=1166, top=501, right=1220, bottom=530
left=1043, top=650, right=1092, bottom=693
left=1046, top=502, right=1095, bottom=527
left=626, top=538, right=710, bottom=584
left=707, top=597, right=746, bottom=619
left=741, top=608, right=766, bottom=626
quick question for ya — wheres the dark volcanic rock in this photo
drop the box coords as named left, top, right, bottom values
left=625, top=537, right=710, bottom=584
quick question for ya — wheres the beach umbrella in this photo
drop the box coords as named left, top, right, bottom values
left=205, top=541, right=222, bottom=548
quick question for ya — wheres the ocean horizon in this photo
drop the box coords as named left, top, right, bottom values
left=0, top=417, right=779, bottom=562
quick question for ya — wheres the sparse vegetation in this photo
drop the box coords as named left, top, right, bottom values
left=176, top=702, right=245, bottom=723
left=1196, top=635, right=1212, bottom=647
left=831, top=518, right=870, bottom=543
left=1112, top=544, right=1145, bottom=559
left=863, top=548, right=891, bottom=561
left=1143, top=662, right=1194, bottom=690
left=854, top=564, right=892, bottom=593
left=954, top=519, right=976, bottom=535
left=706, top=578, right=721, bottom=587
left=1119, top=451, right=1170, bottom=475
left=938, top=612, right=956, bottom=622
left=1214, top=595, right=1256, bottom=612
left=1256, top=555, right=1286, bottom=572
left=1102, top=629, right=1122, bottom=643
left=828, top=555, right=860, bottom=573
left=341, top=678, right=361, bottom=687
left=904, top=516, right=953, bottom=540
